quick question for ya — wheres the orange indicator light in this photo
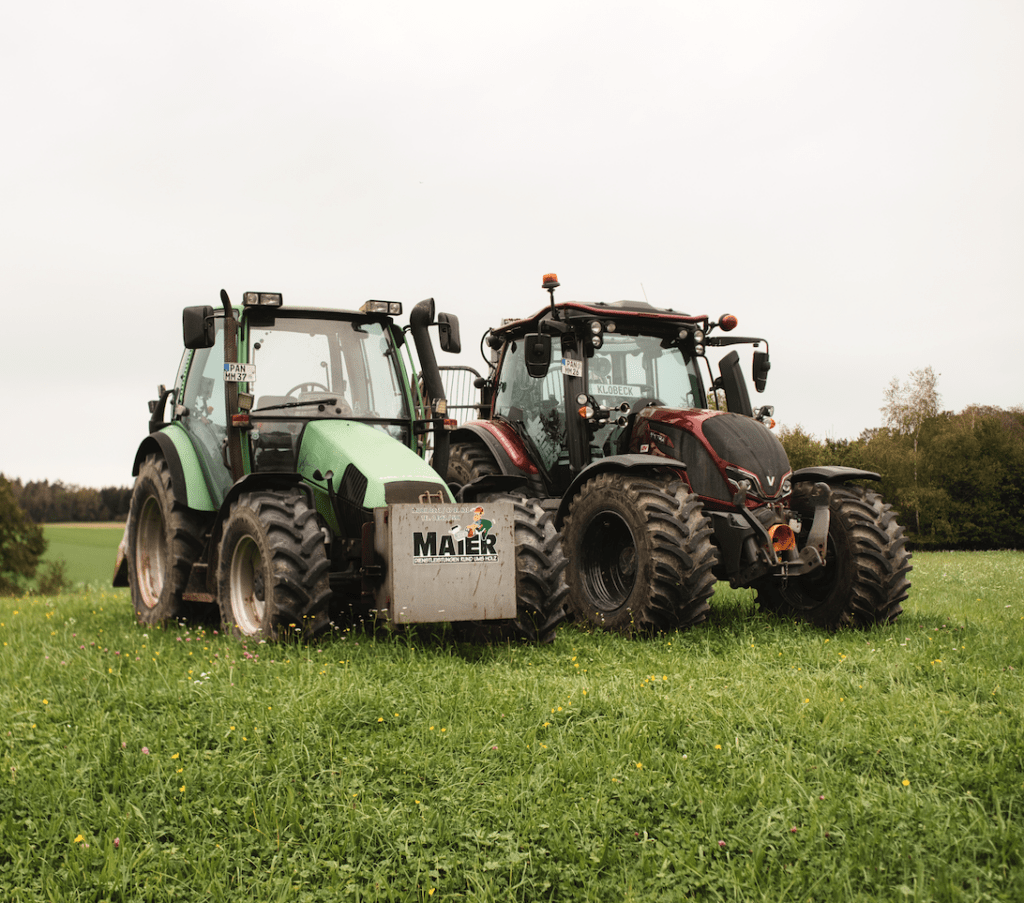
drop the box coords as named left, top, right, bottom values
left=768, top=523, right=796, bottom=552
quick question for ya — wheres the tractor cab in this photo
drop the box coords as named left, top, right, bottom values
left=484, top=280, right=772, bottom=496
left=166, top=293, right=453, bottom=508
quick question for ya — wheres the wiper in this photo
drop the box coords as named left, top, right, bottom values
left=250, top=398, right=338, bottom=413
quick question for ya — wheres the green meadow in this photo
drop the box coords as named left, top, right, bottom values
left=2, top=550, right=1022, bottom=901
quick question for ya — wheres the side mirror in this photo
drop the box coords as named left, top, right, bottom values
left=183, top=305, right=216, bottom=349
left=524, top=334, right=552, bottom=378
left=437, top=312, right=461, bottom=354
left=752, top=350, right=770, bottom=392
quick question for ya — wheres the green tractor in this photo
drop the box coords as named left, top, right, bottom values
left=445, top=275, right=912, bottom=634
left=114, top=290, right=566, bottom=641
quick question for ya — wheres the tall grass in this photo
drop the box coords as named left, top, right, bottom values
left=2, top=551, right=1022, bottom=901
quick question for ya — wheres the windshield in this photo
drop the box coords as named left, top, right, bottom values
left=587, top=333, right=703, bottom=410
left=246, top=317, right=410, bottom=421
left=492, top=327, right=705, bottom=474
left=585, top=332, right=703, bottom=455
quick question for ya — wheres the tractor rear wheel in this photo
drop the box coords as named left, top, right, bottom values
left=458, top=493, right=570, bottom=643
left=126, top=454, right=208, bottom=625
left=217, top=489, right=333, bottom=641
left=446, top=441, right=501, bottom=487
left=563, top=472, right=717, bottom=634
left=754, top=483, right=912, bottom=628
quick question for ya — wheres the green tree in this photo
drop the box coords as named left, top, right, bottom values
left=777, top=424, right=825, bottom=471
left=777, top=426, right=861, bottom=472
left=0, top=474, right=47, bottom=595
left=880, top=366, right=941, bottom=532
left=921, top=406, right=1024, bottom=548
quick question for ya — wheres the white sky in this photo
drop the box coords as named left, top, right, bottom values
left=2, top=0, right=1022, bottom=489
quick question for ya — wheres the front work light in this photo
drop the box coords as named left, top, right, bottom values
left=242, top=292, right=283, bottom=307
left=360, top=301, right=403, bottom=315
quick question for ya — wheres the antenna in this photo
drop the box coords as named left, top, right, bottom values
left=640, top=282, right=649, bottom=303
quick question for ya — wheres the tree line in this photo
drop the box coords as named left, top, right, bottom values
left=779, top=368, right=1024, bottom=550
left=6, top=478, right=131, bottom=524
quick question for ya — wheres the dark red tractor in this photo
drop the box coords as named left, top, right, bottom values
left=445, top=275, right=911, bottom=634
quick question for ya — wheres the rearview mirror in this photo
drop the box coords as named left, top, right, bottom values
left=438, top=312, right=461, bottom=354
left=183, top=306, right=216, bottom=349
left=524, top=334, right=552, bottom=378
left=752, top=350, right=770, bottom=392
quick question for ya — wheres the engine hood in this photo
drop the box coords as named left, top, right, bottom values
left=637, top=408, right=792, bottom=504
left=296, top=420, right=453, bottom=509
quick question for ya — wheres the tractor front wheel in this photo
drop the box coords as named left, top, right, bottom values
left=754, top=483, right=912, bottom=628
left=563, top=472, right=717, bottom=635
left=217, top=489, right=333, bottom=641
left=126, top=454, right=208, bottom=625
left=457, top=493, right=570, bottom=643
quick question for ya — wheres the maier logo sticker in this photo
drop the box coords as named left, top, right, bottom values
left=412, top=506, right=499, bottom=564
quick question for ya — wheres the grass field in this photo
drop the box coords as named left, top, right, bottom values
left=2, top=550, right=1023, bottom=901
left=41, top=523, right=125, bottom=586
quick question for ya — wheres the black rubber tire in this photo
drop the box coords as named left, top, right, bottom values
left=217, top=489, right=333, bottom=641
left=754, top=483, right=912, bottom=629
left=447, top=441, right=501, bottom=487
left=563, top=472, right=717, bottom=634
left=458, top=493, right=570, bottom=643
left=126, top=454, right=208, bottom=625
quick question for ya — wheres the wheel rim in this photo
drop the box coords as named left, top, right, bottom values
left=135, top=496, right=167, bottom=610
left=229, top=536, right=267, bottom=635
left=580, top=511, right=637, bottom=611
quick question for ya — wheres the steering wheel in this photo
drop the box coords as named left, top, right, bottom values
left=286, top=382, right=330, bottom=397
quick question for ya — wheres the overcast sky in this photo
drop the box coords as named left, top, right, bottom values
left=3, top=0, right=1022, bottom=490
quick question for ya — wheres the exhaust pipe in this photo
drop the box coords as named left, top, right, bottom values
left=409, top=298, right=450, bottom=479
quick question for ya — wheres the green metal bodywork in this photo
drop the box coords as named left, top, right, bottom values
left=298, top=420, right=453, bottom=531
left=148, top=424, right=217, bottom=512
left=145, top=303, right=447, bottom=529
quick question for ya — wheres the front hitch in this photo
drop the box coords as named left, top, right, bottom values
left=799, top=482, right=831, bottom=564
left=727, top=482, right=831, bottom=585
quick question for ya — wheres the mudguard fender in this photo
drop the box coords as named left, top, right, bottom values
left=450, top=423, right=539, bottom=476
left=553, top=455, right=687, bottom=529
left=791, top=465, right=880, bottom=485
left=131, top=425, right=216, bottom=512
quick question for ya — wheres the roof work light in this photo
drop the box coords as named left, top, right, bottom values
left=242, top=292, right=283, bottom=307
left=360, top=301, right=403, bottom=315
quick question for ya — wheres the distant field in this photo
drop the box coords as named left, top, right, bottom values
left=41, top=523, right=125, bottom=586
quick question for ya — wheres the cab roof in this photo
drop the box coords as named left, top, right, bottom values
left=491, top=299, right=709, bottom=338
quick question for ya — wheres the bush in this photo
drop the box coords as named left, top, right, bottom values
left=36, top=559, right=69, bottom=595
left=0, top=474, right=46, bottom=595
